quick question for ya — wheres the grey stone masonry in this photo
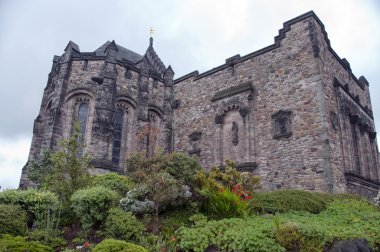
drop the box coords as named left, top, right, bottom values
left=20, top=11, right=380, bottom=198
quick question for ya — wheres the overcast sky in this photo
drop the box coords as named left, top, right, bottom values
left=0, top=0, right=379, bottom=189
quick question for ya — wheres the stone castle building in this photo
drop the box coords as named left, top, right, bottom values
left=20, top=11, right=380, bottom=198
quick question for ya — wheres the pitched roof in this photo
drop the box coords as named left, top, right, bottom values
left=94, top=41, right=143, bottom=63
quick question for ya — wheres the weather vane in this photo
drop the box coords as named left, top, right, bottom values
left=150, top=27, right=155, bottom=37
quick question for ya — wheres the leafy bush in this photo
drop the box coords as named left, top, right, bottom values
left=165, top=152, right=202, bottom=186
left=93, top=239, right=148, bottom=252
left=196, top=160, right=260, bottom=193
left=0, top=234, right=52, bottom=252
left=0, top=189, right=59, bottom=228
left=91, top=173, right=132, bottom=197
left=251, top=189, right=329, bottom=214
left=202, top=187, right=250, bottom=218
left=119, top=186, right=155, bottom=214
left=278, top=198, right=380, bottom=250
left=0, top=204, right=27, bottom=236
left=126, top=151, right=203, bottom=233
left=26, top=229, right=66, bottom=250
left=176, top=217, right=285, bottom=252
left=103, top=208, right=145, bottom=242
left=71, top=186, right=118, bottom=232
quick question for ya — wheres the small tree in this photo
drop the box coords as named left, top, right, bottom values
left=29, top=123, right=91, bottom=224
left=44, top=123, right=91, bottom=203
left=126, top=151, right=194, bottom=233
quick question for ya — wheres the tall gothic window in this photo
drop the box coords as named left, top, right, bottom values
left=77, top=102, right=89, bottom=157
left=112, top=109, right=124, bottom=165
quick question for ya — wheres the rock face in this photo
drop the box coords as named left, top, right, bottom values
left=20, top=11, right=380, bottom=198
left=329, top=239, right=371, bottom=252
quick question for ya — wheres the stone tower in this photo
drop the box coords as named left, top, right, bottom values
left=20, top=38, right=174, bottom=187
left=20, top=11, right=380, bottom=198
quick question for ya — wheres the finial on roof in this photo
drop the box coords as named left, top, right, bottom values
left=104, top=40, right=118, bottom=53
left=149, top=27, right=155, bottom=47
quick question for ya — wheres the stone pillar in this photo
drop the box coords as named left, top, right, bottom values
left=214, top=115, right=223, bottom=166
left=163, top=66, right=175, bottom=153
left=91, top=41, right=118, bottom=170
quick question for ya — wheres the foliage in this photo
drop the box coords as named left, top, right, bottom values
left=175, top=197, right=380, bottom=252
left=0, top=234, right=53, bottom=252
left=103, top=208, right=145, bottom=242
left=91, top=173, right=132, bottom=198
left=165, top=152, right=202, bottom=187
left=119, top=185, right=155, bottom=214
left=0, top=189, right=59, bottom=229
left=44, top=123, right=91, bottom=203
left=93, top=239, right=148, bottom=252
left=189, top=213, right=208, bottom=228
left=176, top=217, right=285, bottom=252
left=0, top=204, right=27, bottom=236
left=196, top=160, right=260, bottom=193
left=126, top=151, right=194, bottom=233
left=201, top=187, right=250, bottom=218
left=26, top=229, right=66, bottom=251
left=251, top=189, right=329, bottom=214
left=70, top=186, right=118, bottom=232
left=28, top=149, right=53, bottom=187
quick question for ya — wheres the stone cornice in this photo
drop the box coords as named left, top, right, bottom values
left=334, top=78, right=373, bottom=119
left=345, top=172, right=380, bottom=190
left=211, top=81, right=253, bottom=102
left=174, top=11, right=368, bottom=90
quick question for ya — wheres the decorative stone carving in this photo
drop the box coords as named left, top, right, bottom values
left=189, top=131, right=202, bottom=141
left=272, top=110, right=292, bottom=139
left=125, top=68, right=132, bottom=79
left=188, top=130, right=201, bottom=156
left=214, top=114, right=223, bottom=124
left=232, top=121, right=239, bottom=145
left=331, top=111, right=338, bottom=130
left=92, top=109, right=114, bottom=138
left=239, top=107, right=248, bottom=117
left=171, top=99, right=181, bottom=109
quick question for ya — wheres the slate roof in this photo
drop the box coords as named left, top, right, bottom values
left=94, top=41, right=143, bottom=63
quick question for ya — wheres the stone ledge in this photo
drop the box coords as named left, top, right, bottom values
left=220, top=162, right=258, bottom=172
left=211, top=81, right=253, bottom=102
left=345, top=172, right=380, bottom=191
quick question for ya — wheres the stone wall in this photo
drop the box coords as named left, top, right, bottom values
left=174, top=15, right=332, bottom=192
left=20, top=11, right=380, bottom=197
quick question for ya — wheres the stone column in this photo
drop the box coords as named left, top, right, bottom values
left=163, top=66, right=175, bottom=153
left=91, top=41, right=118, bottom=170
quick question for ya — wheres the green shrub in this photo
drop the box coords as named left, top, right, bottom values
left=176, top=217, right=285, bottom=252
left=0, top=189, right=59, bottom=228
left=0, top=204, right=27, bottom=236
left=165, top=152, right=202, bottom=186
left=195, top=160, right=260, bottom=193
left=71, top=186, right=118, bottom=232
left=279, top=198, right=380, bottom=250
left=93, top=239, right=148, bottom=252
left=202, top=187, right=250, bottom=218
left=26, top=229, right=66, bottom=250
left=91, top=173, right=132, bottom=197
left=252, top=189, right=328, bottom=214
left=0, top=234, right=52, bottom=252
left=103, top=208, right=145, bottom=242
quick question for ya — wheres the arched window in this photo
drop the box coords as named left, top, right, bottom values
left=77, top=102, right=89, bottom=157
left=112, top=109, right=124, bottom=165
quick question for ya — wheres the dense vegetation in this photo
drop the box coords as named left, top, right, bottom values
left=0, top=129, right=379, bottom=251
